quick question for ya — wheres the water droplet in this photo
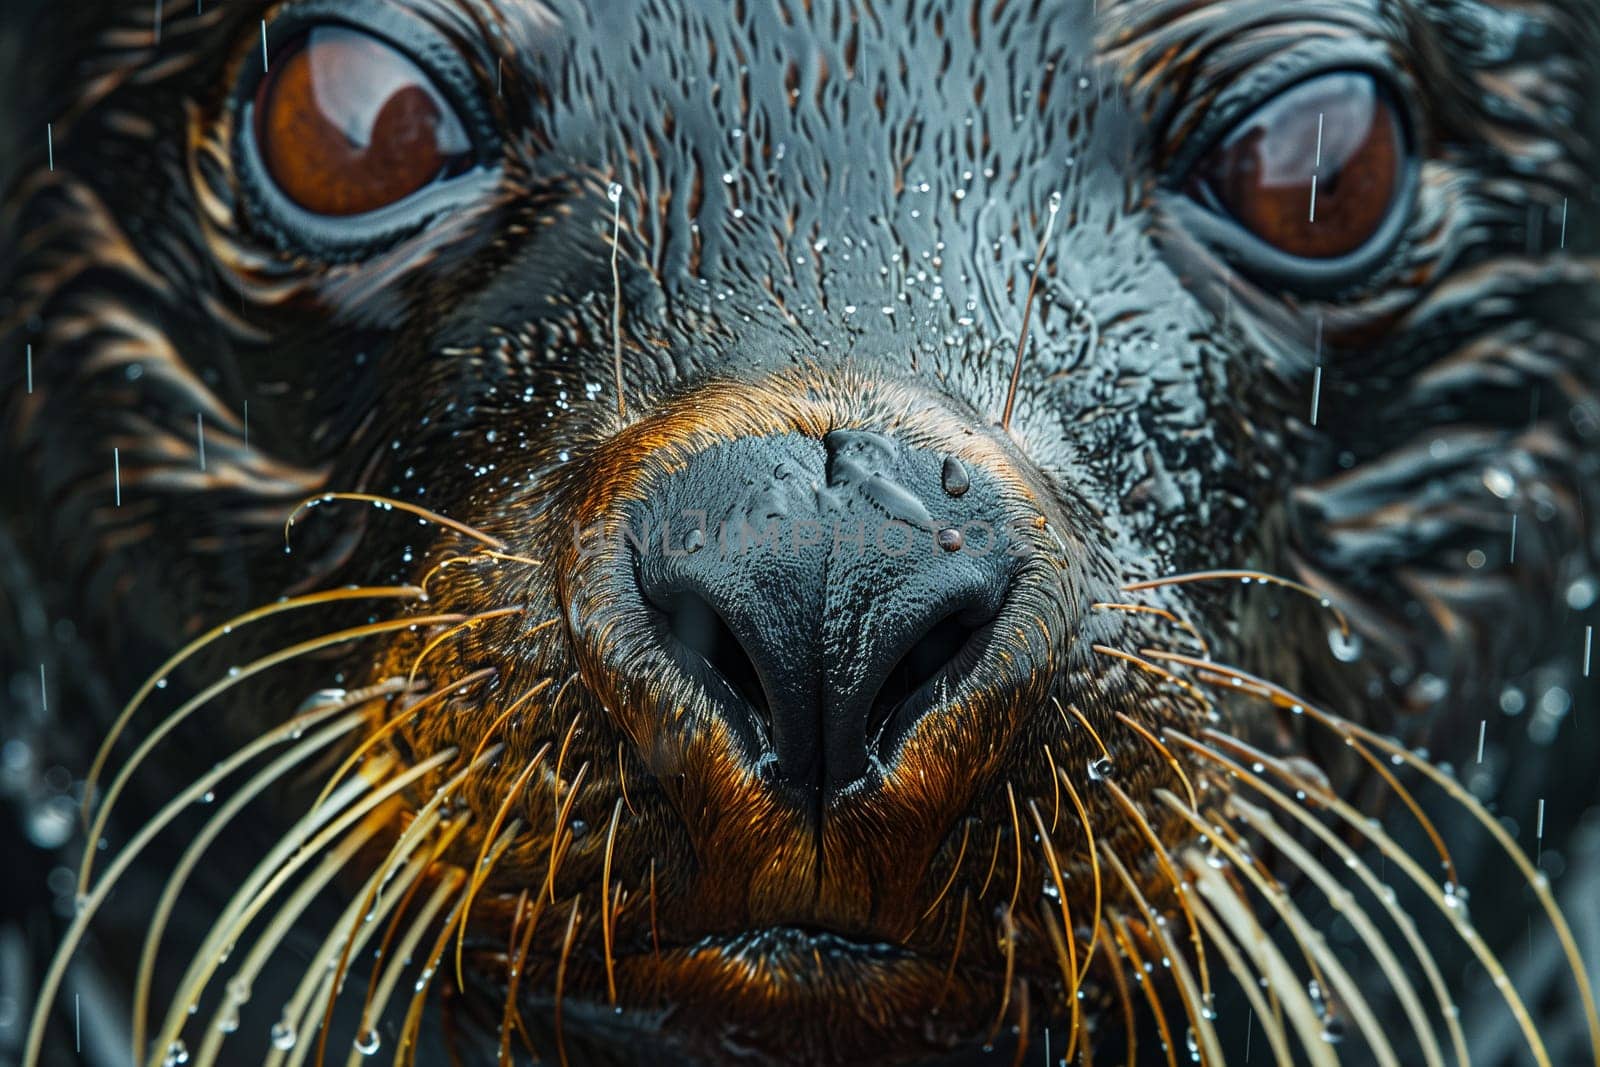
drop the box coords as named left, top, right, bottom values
left=1087, top=757, right=1114, bottom=780
left=1328, top=628, right=1363, bottom=662
left=941, top=456, right=970, bottom=497
left=354, top=1029, right=381, bottom=1055
left=936, top=527, right=963, bottom=552
left=606, top=182, right=622, bottom=203
left=270, top=1021, right=297, bottom=1050
left=1321, top=1017, right=1347, bottom=1044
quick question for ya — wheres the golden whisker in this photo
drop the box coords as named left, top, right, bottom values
left=405, top=607, right=536, bottom=692
left=1005, top=782, right=1025, bottom=913
left=419, top=548, right=545, bottom=599
left=1143, top=649, right=1460, bottom=888
left=350, top=867, right=465, bottom=1067
left=468, top=675, right=555, bottom=768
left=1229, top=792, right=1437, bottom=1067
left=1343, top=722, right=1600, bottom=1060
left=1043, top=745, right=1063, bottom=833
left=916, top=821, right=972, bottom=929
left=1097, top=924, right=1137, bottom=1065
left=154, top=748, right=464, bottom=1062
left=131, top=682, right=404, bottom=1055
left=1121, top=569, right=1350, bottom=636
left=82, top=584, right=423, bottom=829
left=1091, top=600, right=1211, bottom=658
left=80, top=611, right=468, bottom=893
left=284, top=491, right=507, bottom=551
left=1100, top=846, right=1219, bottom=1066
left=28, top=706, right=366, bottom=1067
left=1170, top=728, right=1467, bottom=1064
left=289, top=821, right=442, bottom=1067
left=1008, top=978, right=1030, bottom=1067
left=1185, top=847, right=1335, bottom=1066
left=977, top=825, right=1005, bottom=901
left=1161, top=794, right=1399, bottom=1067
left=352, top=820, right=471, bottom=1055
left=500, top=889, right=544, bottom=1066
left=548, top=762, right=590, bottom=903
left=1090, top=644, right=1214, bottom=719
left=1026, top=800, right=1080, bottom=1055
left=601, top=795, right=625, bottom=1005
left=1113, top=711, right=1199, bottom=812
left=648, top=858, right=662, bottom=964
left=1053, top=697, right=1112, bottom=765
left=933, top=890, right=971, bottom=1013
left=395, top=870, right=477, bottom=1067
left=987, top=905, right=1018, bottom=1047
left=312, top=669, right=493, bottom=816
left=1101, top=780, right=1212, bottom=1008
left=1107, top=911, right=1178, bottom=1067
left=617, top=741, right=636, bottom=816
left=1053, top=762, right=1103, bottom=988
left=1185, top=887, right=1296, bottom=1067
left=553, top=895, right=584, bottom=1067
left=454, top=743, right=553, bottom=987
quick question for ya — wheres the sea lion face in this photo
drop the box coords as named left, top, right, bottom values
left=7, top=0, right=1600, bottom=1064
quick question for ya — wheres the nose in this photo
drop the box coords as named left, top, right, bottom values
left=630, top=429, right=1017, bottom=793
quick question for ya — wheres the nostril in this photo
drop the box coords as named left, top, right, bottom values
left=658, top=591, right=771, bottom=726
left=869, top=611, right=980, bottom=732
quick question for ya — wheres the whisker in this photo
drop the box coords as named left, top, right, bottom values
left=1005, top=782, right=1025, bottom=913
left=1186, top=888, right=1295, bottom=1067
left=346, top=868, right=465, bottom=1067
left=977, top=825, right=1005, bottom=901
left=1026, top=800, right=1080, bottom=1055
left=916, top=822, right=971, bottom=930
left=350, top=822, right=471, bottom=1058
left=986, top=905, right=1018, bottom=1048
left=284, top=492, right=507, bottom=552
left=1184, top=848, right=1336, bottom=1067
left=1100, top=847, right=1220, bottom=1065
left=1121, top=569, right=1350, bottom=637
left=81, top=611, right=469, bottom=893
left=453, top=743, right=553, bottom=987
left=1170, top=728, right=1467, bottom=1065
left=393, top=867, right=478, bottom=1067
left=1089, top=645, right=1214, bottom=721
left=1343, top=721, right=1600, bottom=1060
left=24, top=707, right=366, bottom=1067
left=405, top=608, right=536, bottom=692
left=82, top=585, right=424, bottom=829
left=1096, top=924, right=1137, bottom=1065
left=500, top=887, right=545, bottom=1066
left=1144, top=650, right=1460, bottom=888
left=1101, top=781, right=1212, bottom=1009
left=1054, top=763, right=1103, bottom=988
left=1162, top=795, right=1399, bottom=1067
left=1090, top=601, right=1211, bottom=659
left=1107, top=911, right=1178, bottom=1067
left=1043, top=746, right=1063, bottom=833
left=601, top=796, right=625, bottom=1005
left=210, top=826, right=434, bottom=1067
left=1228, top=793, right=1442, bottom=1067
left=933, top=890, right=971, bottom=1013
left=131, top=682, right=404, bottom=1056
left=312, top=670, right=493, bottom=816
left=1112, top=711, right=1199, bottom=812
left=418, top=549, right=544, bottom=599
left=553, top=895, right=584, bottom=1067
left=468, top=676, right=556, bottom=768
left=315, top=763, right=497, bottom=1067
left=151, top=747, right=463, bottom=1063
left=1054, top=698, right=1113, bottom=765
left=548, top=762, right=589, bottom=903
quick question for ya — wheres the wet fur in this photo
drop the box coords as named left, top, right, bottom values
left=5, top=0, right=1600, bottom=1065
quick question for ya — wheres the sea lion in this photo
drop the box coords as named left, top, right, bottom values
left=4, top=0, right=1600, bottom=1064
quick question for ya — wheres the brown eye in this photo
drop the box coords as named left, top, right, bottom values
left=1195, top=73, right=1404, bottom=260
left=254, top=26, right=471, bottom=216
